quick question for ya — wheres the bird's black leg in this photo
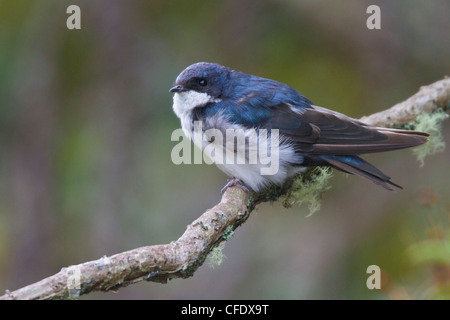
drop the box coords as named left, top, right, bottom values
left=221, top=178, right=251, bottom=196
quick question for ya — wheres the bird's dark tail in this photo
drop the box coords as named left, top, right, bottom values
left=318, top=155, right=402, bottom=191
left=300, top=126, right=429, bottom=190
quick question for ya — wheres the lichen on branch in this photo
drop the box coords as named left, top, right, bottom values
left=281, top=167, right=333, bottom=216
left=410, top=109, right=448, bottom=166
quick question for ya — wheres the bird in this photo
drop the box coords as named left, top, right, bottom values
left=169, top=62, right=429, bottom=193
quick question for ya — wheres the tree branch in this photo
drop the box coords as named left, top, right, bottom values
left=360, top=77, right=449, bottom=127
left=1, top=77, right=449, bottom=300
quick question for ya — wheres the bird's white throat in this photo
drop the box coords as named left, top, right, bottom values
left=172, top=90, right=221, bottom=118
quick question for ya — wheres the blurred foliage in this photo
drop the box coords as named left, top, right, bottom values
left=0, top=0, right=449, bottom=299
left=409, top=238, right=450, bottom=264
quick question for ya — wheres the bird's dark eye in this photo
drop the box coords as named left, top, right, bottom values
left=198, top=79, right=207, bottom=86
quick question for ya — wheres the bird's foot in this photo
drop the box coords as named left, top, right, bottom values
left=221, top=178, right=251, bottom=196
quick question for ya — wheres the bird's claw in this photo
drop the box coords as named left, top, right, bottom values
left=221, top=178, right=251, bottom=196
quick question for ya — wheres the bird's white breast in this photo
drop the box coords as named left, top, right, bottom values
left=173, top=91, right=221, bottom=139
left=172, top=91, right=221, bottom=118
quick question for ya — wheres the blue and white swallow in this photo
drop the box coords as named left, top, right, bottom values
left=170, top=62, right=428, bottom=192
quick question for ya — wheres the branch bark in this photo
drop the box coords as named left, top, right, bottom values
left=1, top=77, right=449, bottom=300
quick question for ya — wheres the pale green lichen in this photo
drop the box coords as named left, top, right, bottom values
left=411, top=109, right=448, bottom=166
left=207, top=242, right=226, bottom=268
left=206, top=227, right=233, bottom=268
left=223, top=226, right=234, bottom=241
left=281, top=167, right=333, bottom=217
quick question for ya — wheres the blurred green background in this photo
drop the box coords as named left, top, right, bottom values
left=0, top=0, right=449, bottom=299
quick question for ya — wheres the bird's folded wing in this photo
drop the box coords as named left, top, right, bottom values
left=257, top=103, right=429, bottom=155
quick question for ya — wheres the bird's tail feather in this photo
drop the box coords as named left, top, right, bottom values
left=320, top=155, right=401, bottom=191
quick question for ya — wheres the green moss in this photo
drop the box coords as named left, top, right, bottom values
left=207, top=242, right=226, bottom=268
left=281, top=167, right=333, bottom=216
left=411, top=109, right=448, bottom=166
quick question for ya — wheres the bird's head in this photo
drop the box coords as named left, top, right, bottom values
left=169, top=62, right=230, bottom=100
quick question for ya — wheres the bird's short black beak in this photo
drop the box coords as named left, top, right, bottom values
left=169, top=85, right=186, bottom=93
